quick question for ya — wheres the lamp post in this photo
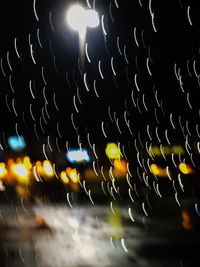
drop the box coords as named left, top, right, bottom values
left=66, top=4, right=100, bottom=89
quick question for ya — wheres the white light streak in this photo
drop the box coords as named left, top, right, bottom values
left=7, top=51, right=12, bottom=72
left=88, top=189, right=94, bottom=204
left=111, top=57, right=116, bottom=76
left=53, top=93, right=59, bottom=111
left=128, top=207, right=135, bottom=223
left=37, top=28, right=42, bottom=49
left=175, top=192, right=181, bottom=206
left=101, top=15, right=107, bottom=35
left=12, top=99, right=18, bottom=116
left=128, top=188, right=134, bottom=202
left=47, top=136, right=53, bottom=152
left=146, top=57, right=152, bottom=76
left=98, top=60, right=104, bottom=79
left=142, top=94, right=148, bottom=111
left=142, top=202, right=148, bottom=216
left=187, top=6, right=193, bottom=26
left=29, top=104, right=35, bottom=121
left=121, top=238, right=128, bottom=253
left=34, top=123, right=39, bottom=140
left=29, top=80, right=35, bottom=99
left=33, top=166, right=40, bottom=181
left=147, top=125, right=152, bottom=140
left=101, top=181, right=107, bottom=195
left=83, top=72, right=90, bottom=91
left=92, top=144, right=98, bottom=159
left=117, top=36, right=122, bottom=55
left=116, top=118, right=122, bottom=134
left=42, top=144, right=48, bottom=160
left=123, top=45, right=129, bottom=64
left=0, top=58, right=6, bottom=77
left=134, top=74, right=140, bottom=91
left=73, top=95, right=79, bottom=113
left=14, top=38, right=20, bottom=58
left=41, top=66, right=47, bottom=86
left=66, top=193, right=73, bottom=208
left=114, top=0, right=119, bottom=8
left=170, top=113, right=176, bottom=129
left=92, top=79, right=99, bottom=98
left=92, top=161, right=98, bottom=176
left=33, top=0, right=39, bottom=21
left=44, top=102, right=50, bottom=119
left=134, top=27, right=139, bottom=47
left=110, top=201, right=116, bottom=216
left=85, top=43, right=91, bottom=63
left=187, top=92, right=192, bottom=109
left=195, top=203, right=200, bottom=216
left=30, top=44, right=36, bottom=64
left=101, top=121, right=107, bottom=138
left=49, top=11, right=54, bottom=32
left=42, top=107, right=47, bottom=125
left=9, top=75, right=15, bottom=93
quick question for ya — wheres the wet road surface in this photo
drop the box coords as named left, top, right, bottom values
left=0, top=198, right=200, bottom=267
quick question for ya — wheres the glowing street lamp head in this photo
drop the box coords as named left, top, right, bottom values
left=67, top=4, right=85, bottom=31
left=66, top=4, right=99, bottom=40
left=85, top=9, right=100, bottom=28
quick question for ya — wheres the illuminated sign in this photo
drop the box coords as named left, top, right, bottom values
left=148, top=145, right=184, bottom=157
left=66, top=149, right=90, bottom=163
left=8, top=136, right=26, bottom=151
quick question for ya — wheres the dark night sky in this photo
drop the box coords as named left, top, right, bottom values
left=1, top=0, right=200, bottom=160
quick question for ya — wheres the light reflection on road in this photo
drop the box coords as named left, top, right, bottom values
left=0, top=201, right=200, bottom=267
left=33, top=204, right=135, bottom=267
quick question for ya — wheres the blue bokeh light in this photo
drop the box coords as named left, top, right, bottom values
left=8, top=136, right=26, bottom=151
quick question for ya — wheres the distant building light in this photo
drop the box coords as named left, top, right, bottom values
left=12, top=163, right=29, bottom=184
left=150, top=164, right=161, bottom=176
left=8, top=136, right=26, bottom=151
left=66, top=149, right=90, bottom=163
left=179, top=163, right=193, bottom=175
left=148, top=145, right=184, bottom=157
left=66, top=167, right=79, bottom=183
left=60, top=171, right=69, bottom=184
left=105, top=143, right=121, bottom=159
left=0, top=163, right=7, bottom=178
left=150, top=164, right=167, bottom=177
left=113, top=159, right=127, bottom=175
left=43, top=160, right=54, bottom=177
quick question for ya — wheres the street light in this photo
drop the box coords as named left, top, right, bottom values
left=66, top=4, right=100, bottom=41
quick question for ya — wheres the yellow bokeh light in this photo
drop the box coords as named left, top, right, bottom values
left=150, top=164, right=161, bottom=176
left=0, top=162, right=7, bottom=178
left=105, top=143, right=121, bottom=159
left=179, top=163, right=193, bottom=175
left=12, top=163, right=29, bottom=184
left=43, top=160, right=54, bottom=177
left=35, top=161, right=43, bottom=176
left=60, top=171, right=69, bottom=184
left=150, top=164, right=167, bottom=177
left=23, top=156, right=32, bottom=170
left=66, top=167, right=79, bottom=183
left=113, top=159, right=127, bottom=174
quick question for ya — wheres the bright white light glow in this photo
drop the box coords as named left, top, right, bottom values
left=66, top=149, right=90, bottom=163
left=66, top=5, right=99, bottom=40
left=85, top=9, right=100, bottom=28
left=67, top=5, right=85, bottom=31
